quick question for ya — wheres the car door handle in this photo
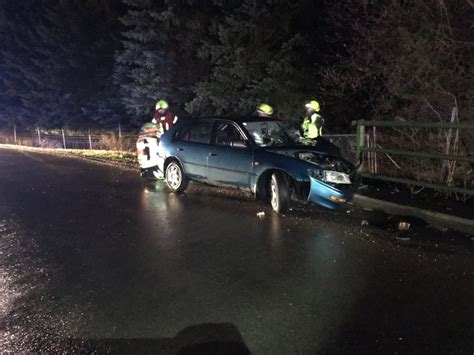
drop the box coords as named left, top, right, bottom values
left=177, top=147, right=184, bottom=151
left=209, top=152, right=217, bottom=156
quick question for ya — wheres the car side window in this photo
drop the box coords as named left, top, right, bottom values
left=176, top=121, right=213, bottom=144
left=214, top=121, right=247, bottom=148
left=189, top=121, right=213, bottom=144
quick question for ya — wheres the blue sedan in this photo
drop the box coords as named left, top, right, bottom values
left=157, top=117, right=359, bottom=213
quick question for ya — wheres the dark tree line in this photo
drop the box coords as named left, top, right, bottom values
left=0, top=0, right=124, bottom=128
left=0, top=0, right=472, bottom=130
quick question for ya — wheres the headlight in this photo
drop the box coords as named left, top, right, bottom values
left=323, top=170, right=351, bottom=184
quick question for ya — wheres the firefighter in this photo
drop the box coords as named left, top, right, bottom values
left=255, top=103, right=273, bottom=118
left=139, top=122, right=159, bottom=138
left=153, top=99, right=178, bottom=136
left=301, top=100, right=324, bottom=139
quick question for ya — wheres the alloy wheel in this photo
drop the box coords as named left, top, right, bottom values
left=167, top=164, right=182, bottom=190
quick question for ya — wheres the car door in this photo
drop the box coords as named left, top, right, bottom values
left=174, top=120, right=214, bottom=181
left=207, top=120, right=254, bottom=189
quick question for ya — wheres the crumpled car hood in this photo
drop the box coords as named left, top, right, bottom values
left=265, top=145, right=354, bottom=173
left=296, top=151, right=354, bottom=174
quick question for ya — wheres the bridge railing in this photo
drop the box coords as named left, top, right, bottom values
left=352, top=120, right=474, bottom=195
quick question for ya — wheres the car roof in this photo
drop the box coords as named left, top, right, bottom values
left=180, top=115, right=281, bottom=123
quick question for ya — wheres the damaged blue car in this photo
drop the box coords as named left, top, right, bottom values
left=157, top=117, right=359, bottom=213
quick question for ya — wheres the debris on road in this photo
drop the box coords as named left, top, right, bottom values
left=395, top=236, right=411, bottom=241
left=257, top=212, right=265, bottom=218
left=398, top=221, right=411, bottom=231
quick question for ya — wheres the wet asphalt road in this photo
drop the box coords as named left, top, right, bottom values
left=0, top=148, right=473, bottom=354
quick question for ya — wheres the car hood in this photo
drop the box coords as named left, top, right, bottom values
left=265, top=143, right=354, bottom=174
left=265, top=145, right=334, bottom=155
left=264, top=137, right=341, bottom=155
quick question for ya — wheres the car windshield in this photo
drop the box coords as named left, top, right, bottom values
left=243, top=120, right=299, bottom=147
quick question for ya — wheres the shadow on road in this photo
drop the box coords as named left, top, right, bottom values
left=42, top=323, right=251, bottom=354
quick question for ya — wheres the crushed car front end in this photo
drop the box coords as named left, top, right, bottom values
left=259, top=145, right=360, bottom=209
left=298, top=151, right=359, bottom=209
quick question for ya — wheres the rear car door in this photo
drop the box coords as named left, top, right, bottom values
left=174, top=120, right=214, bottom=181
left=207, top=120, right=254, bottom=189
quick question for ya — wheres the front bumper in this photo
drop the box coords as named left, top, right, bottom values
left=307, top=176, right=355, bottom=209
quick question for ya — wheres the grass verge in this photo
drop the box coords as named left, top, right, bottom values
left=0, top=144, right=138, bottom=169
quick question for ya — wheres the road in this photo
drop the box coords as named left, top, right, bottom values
left=0, top=148, right=473, bottom=354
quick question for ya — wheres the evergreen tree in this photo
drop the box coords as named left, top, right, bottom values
left=0, top=1, right=50, bottom=126
left=115, top=0, right=214, bottom=125
left=186, top=0, right=319, bottom=120
left=0, top=0, right=124, bottom=128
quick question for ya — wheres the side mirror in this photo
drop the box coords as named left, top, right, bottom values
left=231, top=140, right=248, bottom=149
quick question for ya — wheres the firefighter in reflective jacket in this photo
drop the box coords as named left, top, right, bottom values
left=153, top=99, right=178, bottom=136
left=301, top=100, right=324, bottom=139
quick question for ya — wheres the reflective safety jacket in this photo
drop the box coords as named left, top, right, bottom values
left=153, top=110, right=178, bottom=134
left=302, top=114, right=324, bottom=139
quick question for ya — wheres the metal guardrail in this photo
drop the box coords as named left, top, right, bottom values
left=352, top=120, right=474, bottom=129
left=352, top=120, right=474, bottom=195
left=363, top=147, right=474, bottom=163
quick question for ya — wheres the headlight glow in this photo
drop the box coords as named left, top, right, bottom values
left=323, top=170, right=351, bottom=184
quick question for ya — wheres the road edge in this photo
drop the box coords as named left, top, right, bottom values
left=352, top=194, right=474, bottom=234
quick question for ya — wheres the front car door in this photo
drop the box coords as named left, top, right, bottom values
left=207, top=120, right=254, bottom=189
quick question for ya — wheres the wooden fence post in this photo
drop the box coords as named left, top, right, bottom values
left=118, top=123, right=122, bottom=151
left=89, top=130, right=93, bottom=150
left=37, top=128, right=41, bottom=146
left=355, top=121, right=365, bottom=171
left=13, top=124, right=17, bottom=143
left=62, top=129, right=66, bottom=149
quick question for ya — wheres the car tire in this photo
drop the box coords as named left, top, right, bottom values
left=270, top=171, right=290, bottom=213
left=165, top=161, right=188, bottom=192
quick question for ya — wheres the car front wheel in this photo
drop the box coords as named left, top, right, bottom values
left=165, top=161, right=188, bottom=192
left=270, top=172, right=290, bottom=213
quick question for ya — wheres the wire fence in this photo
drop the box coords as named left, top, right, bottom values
left=0, top=126, right=137, bottom=152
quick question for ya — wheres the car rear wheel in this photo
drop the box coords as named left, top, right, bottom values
left=270, top=172, right=290, bottom=213
left=165, top=161, right=188, bottom=192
